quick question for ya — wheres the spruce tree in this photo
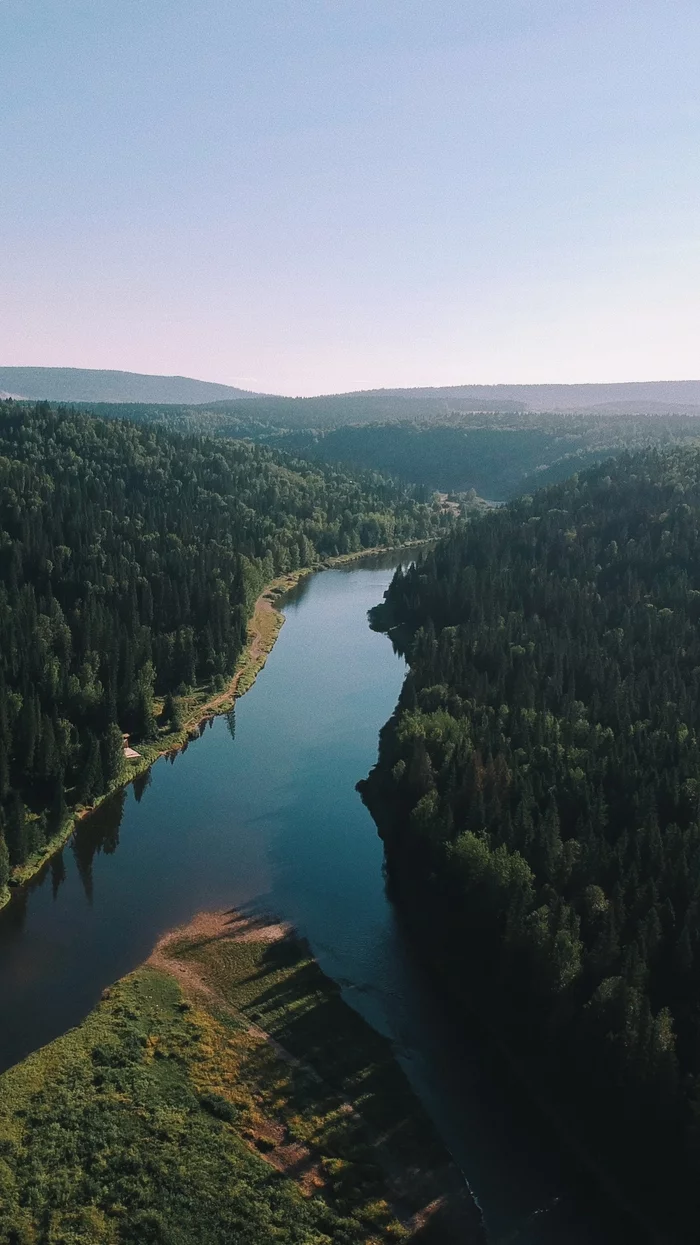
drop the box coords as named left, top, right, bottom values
left=0, top=830, right=9, bottom=891
left=5, top=793, right=28, bottom=867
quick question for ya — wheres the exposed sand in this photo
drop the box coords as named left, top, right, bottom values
left=151, top=908, right=292, bottom=957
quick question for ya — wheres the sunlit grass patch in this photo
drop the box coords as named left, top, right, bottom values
left=0, top=920, right=473, bottom=1243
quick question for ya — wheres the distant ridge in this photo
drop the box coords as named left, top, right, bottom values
left=0, top=367, right=259, bottom=405
left=201, top=380, right=700, bottom=426
left=370, top=380, right=700, bottom=414
left=2, top=369, right=700, bottom=419
left=293, top=380, right=700, bottom=417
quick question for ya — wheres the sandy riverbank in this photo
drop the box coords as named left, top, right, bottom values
left=1, top=541, right=429, bottom=911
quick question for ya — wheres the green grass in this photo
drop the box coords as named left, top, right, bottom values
left=0, top=924, right=476, bottom=1245
left=0, top=971, right=365, bottom=1244
left=173, top=929, right=446, bottom=1173
left=169, top=931, right=451, bottom=1227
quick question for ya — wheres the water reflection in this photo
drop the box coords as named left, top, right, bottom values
left=132, top=768, right=152, bottom=803
left=0, top=557, right=639, bottom=1244
left=50, top=852, right=65, bottom=900
left=70, top=788, right=127, bottom=903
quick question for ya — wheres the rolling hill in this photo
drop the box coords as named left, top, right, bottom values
left=2, top=369, right=700, bottom=417
left=0, top=367, right=259, bottom=404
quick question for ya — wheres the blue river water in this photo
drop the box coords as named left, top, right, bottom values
left=0, top=556, right=636, bottom=1243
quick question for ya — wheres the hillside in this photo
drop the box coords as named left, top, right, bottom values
left=360, top=446, right=700, bottom=1237
left=4, top=369, right=700, bottom=417
left=349, top=380, right=700, bottom=417
left=0, top=401, right=447, bottom=899
left=0, top=367, right=258, bottom=404
left=82, top=401, right=700, bottom=503
left=263, top=414, right=700, bottom=501
left=135, top=378, right=700, bottom=424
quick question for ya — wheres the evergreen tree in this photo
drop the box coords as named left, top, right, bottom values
left=163, top=692, right=182, bottom=732
left=361, top=445, right=700, bottom=1227
left=0, top=831, right=9, bottom=891
left=0, top=398, right=446, bottom=877
left=5, top=793, right=28, bottom=868
left=101, top=723, right=125, bottom=787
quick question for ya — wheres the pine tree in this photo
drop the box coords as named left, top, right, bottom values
left=5, top=793, right=28, bottom=867
left=101, top=723, right=125, bottom=787
left=163, top=692, right=182, bottom=732
left=48, top=772, right=67, bottom=837
left=0, top=831, right=9, bottom=891
left=78, top=734, right=104, bottom=806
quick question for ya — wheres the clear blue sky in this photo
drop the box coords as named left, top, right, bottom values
left=2, top=1, right=698, bottom=395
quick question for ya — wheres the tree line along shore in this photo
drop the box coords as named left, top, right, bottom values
left=0, top=399, right=450, bottom=908
left=361, top=446, right=700, bottom=1241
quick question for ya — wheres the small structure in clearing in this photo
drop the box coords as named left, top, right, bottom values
left=122, top=733, right=141, bottom=761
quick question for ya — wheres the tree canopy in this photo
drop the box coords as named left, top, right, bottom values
left=0, top=401, right=446, bottom=883
left=361, top=446, right=700, bottom=1233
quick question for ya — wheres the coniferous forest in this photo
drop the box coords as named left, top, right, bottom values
left=0, top=401, right=445, bottom=890
left=360, top=447, right=700, bottom=1234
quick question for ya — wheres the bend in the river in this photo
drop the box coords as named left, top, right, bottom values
left=0, top=555, right=635, bottom=1244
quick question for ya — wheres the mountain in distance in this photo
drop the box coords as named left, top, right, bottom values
left=355, top=379, right=700, bottom=415
left=274, top=379, right=700, bottom=421
left=0, top=367, right=259, bottom=405
left=194, top=378, right=700, bottom=430
left=3, top=367, right=700, bottom=419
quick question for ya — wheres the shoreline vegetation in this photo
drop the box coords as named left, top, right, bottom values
left=0, top=907, right=482, bottom=1243
left=379, top=886, right=668, bottom=1245
left=0, top=541, right=429, bottom=913
left=359, top=450, right=700, bottom=1243
left=0, top=401, right=451, bottom=918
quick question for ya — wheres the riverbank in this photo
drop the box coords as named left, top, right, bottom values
left=365, top=832, right=676, bottom=1245
left=1, top=541, right=428, bottom=913
left=0, top=907, right=482, bottom=1243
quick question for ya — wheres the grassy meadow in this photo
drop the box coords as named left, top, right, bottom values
left=0, top=914, right=478, bottom=1244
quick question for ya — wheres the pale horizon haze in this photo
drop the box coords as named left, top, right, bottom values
left=2, top=1, right=699, bottom=397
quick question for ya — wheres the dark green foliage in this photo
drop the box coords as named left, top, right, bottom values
left=362, top=446, right=700, bottom=1229
left=162, top=693, right=182, bottom=732
left=269, top=414, right=700, bottom=501
left=0, top=400, right=446, bottom=874
left=0, top=830, right=9, bottom=891
left=264, top=423, right=595, bottom=499
left=85, top=400, right=700, bottom=501
left=5, top=793, right=28, bottom=868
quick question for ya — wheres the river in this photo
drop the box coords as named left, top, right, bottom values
left=0, top=555, right=637, bottom=1244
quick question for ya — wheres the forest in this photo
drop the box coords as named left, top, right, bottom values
left=81, top=401, right=700, bottom=503
left=360, top=446, right=700, bottom=1234
left=264, top=415, right=700, bottom=501
left=0, top=401, right=446, bottom=892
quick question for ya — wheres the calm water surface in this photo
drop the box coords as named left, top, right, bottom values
left=0, top=557, right=635, bottom=1244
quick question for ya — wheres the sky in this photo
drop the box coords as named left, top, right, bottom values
left=1, top=1, right=699, bottom=396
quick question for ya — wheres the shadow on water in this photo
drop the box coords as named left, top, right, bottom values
left=0, top=554, right=640, bottom=1244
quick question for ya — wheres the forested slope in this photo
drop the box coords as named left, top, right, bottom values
left=361, top=448, right=700, bottom=1235
left=0, top=402, right=444, bottom=891
left=0, top=367, right=257, bottom=404
left=267, top=417, right=700, bottom=500
left=85, top=403, right=700, bottom=502
left=5, top=368, right=700, bottom=415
